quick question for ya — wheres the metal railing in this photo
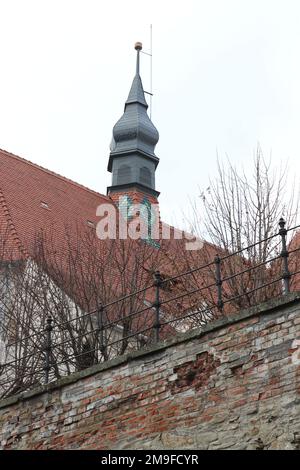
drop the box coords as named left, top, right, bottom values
left=1, top=218, right=300, bottom=398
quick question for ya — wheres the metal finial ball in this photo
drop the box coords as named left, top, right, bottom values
left=135, top=41, right=142, bottom=51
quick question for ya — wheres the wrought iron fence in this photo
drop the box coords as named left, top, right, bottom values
left=1, top=217, right=300, bottom=398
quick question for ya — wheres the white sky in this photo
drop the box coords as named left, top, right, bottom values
left=0, top=0, right=299, bottom=228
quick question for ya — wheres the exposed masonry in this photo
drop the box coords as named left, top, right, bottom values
left=0, top=293, right=300, bottom=450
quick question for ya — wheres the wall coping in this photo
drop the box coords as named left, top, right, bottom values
left=1, top=292, right=300, bottom=410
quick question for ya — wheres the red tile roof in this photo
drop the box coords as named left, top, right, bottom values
left=0, top=147, right=220, bottom=331
left=0, top=148, right=111, bottom=259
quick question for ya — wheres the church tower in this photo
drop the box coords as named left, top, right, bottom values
left=107, top=42, right=160, bottom=204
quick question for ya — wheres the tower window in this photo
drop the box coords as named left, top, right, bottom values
left=117, top=165, right=131, bottom=185
left=140, top=167, right=152, bottom=187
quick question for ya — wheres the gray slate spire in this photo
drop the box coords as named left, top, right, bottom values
left=124, top=42, right=149, bottom=107
left=107, top=42, right=160, bottom=197
left=125, top=74, right=148, bottom=108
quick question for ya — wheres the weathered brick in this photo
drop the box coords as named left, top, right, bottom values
left=1, top=296, right=300, bottom=450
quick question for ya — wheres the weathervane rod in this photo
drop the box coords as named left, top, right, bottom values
left=150, top=24, right=153, bottom=119
left=135, top=27, right=153, bottom=118
left=135, top=41, right=142, bottom=75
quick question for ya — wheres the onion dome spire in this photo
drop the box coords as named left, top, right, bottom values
left=107, top=43, right=159, bottom=197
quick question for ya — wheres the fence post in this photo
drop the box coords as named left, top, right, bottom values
left=97, top=304, right=105, bottom=356
left=44, top=315, right=53, bottom=384
left=215, top=254, right=224, bottom=313
left=153, top=270, right=162, bottom=342
left=279, top=217, right=291, bottom=294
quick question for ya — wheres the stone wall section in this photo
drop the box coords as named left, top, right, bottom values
left=0, top=294, right=300, bottom=450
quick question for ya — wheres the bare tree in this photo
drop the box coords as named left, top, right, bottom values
left=186, top=147, right=300, bottom=309
left=0, top=224, right=165, bottom=394
left=0, top=216, right=227, bottom=398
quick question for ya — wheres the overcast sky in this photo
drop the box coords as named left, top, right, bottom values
left=0, top=0, right=299, bottom=228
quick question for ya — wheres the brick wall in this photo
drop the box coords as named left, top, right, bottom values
left=0, top=293, right=300, bottom=450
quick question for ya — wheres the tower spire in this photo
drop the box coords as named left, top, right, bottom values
left=107, top=42, right=160, bottom=199
left=125, top=42, right=148, bottom=108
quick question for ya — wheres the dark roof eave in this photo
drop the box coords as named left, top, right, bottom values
left=107, top=150, right=159, bottom=172
left=107, top=182, right=160, bottom=198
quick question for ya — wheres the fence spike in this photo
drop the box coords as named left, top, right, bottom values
left=279, top=217, right=291, bottom=294
left=43, top=315, right=53, bottom=384
left=97, top=304, right=105, bottom=356
left=215, top=254, right=224, bottom=313
left=153, top=270, right=163, bottom=342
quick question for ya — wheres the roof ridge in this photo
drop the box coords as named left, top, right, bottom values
left=0, top=147, right=110, bottom=200
left=0, top=186, right=28, bottom=258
